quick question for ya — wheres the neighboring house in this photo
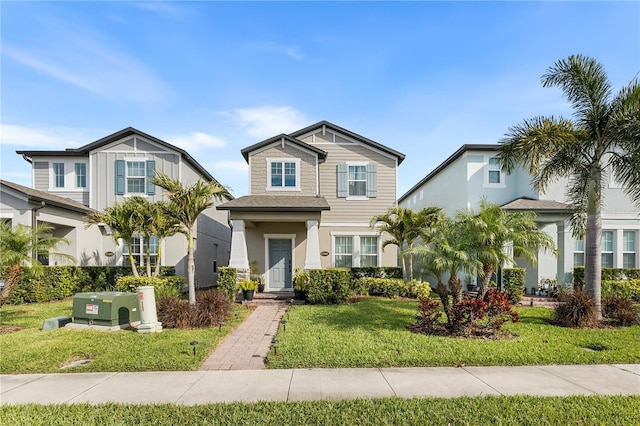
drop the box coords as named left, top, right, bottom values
left=217, top=121, right=405, bottom=291
left=14, top=127, right=231, bottom=286
left=398, top=144, right=640, bottom=293
left=1, top=179, right=103, bottom=265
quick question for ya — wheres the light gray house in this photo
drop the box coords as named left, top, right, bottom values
left=217, top=121, right=405, bottom=291
left=14, top=127, right=231, bottom=286
left=398, top=144, right=640, bottom=293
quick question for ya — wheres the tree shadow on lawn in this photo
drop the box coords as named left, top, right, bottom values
left=306, top=298, right=417, bottom=332
left=516, top=308, right=554, bottom=326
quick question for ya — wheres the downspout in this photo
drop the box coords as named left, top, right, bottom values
left=31, top=201, right=45, bottom=259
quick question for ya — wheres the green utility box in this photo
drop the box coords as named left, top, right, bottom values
left=72, top=292, right=140, bottom=327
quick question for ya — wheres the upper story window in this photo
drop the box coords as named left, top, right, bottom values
left=53, top=163, right=65, bottom=188
left=337, top=163, right=377, bottom=199
left=267, top=158, right=300, bottom=191
left=75, top=163, right=87, bottom=188
left=484, top=156, right=505, bottom=188
left=115, top=159, right=155, bottom=196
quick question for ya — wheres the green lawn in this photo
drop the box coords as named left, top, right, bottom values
left=266, top=298, right=640, bottom=368
left=1, top=396, right=639, bottom=425
left=0, top=299, right=252, bottom=374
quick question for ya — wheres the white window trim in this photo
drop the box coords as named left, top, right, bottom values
left=483, top=155, right=506, bottom=188
left=123, top=157, right=149, bottom=196
left=266, top=157, right=301, bottom=191
left=622, top=230, right=637, bottom=268
left=330, top=231, right=381, bottom=267
left=573, top=238, right=585, bottom=267
left=48, top=159, right=89, bottom=192
left=346, top=161, right=369, bottom=200
left=601, top=230, right=614, bottom=268
left=74, top=162, right=88, bottom=189
left=120, top=235, right=161, bottom=267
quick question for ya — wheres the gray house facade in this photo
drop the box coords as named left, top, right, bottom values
left=399, top=144, right=640, bottom=293
left=15, top=128, right=231, bottom=286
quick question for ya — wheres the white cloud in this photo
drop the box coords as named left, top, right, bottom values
left=167, top=132, right=226, bottom=152
left=225, top=106, right=308, bottom=139
left=0, top=123, right=96, bottom=148
left=2, top=32, right=171, bottom=104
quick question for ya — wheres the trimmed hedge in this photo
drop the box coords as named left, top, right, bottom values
left=356, top=277, right=408, bottom=298
left=573, top=267, right=640, bottom=289
left=5, top=266, right=177, bottom=305
left=115, top=276, right=184, bottom=299
left=502, top=268, right=526, bottom=304
left=602, top=279, right=640, bottom=301
left=350, top=267, right=403, bottom=280
left=217, top=267, right=237, bottom=302
left=307, top=268, right=351, bottom=304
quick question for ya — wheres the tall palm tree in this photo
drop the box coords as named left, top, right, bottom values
left=371, top=206, right=442, bottom=280
left=457, top=199, right=555, bottom=298
left=85, top=200, right=143, bottom=277
left=148, top=201, right=180, bottom=277
left=497, top=55, right=640, bottom=319
left=0, top=223, right=74, bottom=306
left=151, top=172, right=232, bottom=306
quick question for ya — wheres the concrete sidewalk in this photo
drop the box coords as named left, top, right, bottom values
left=2, top=364, right=638, bottom=405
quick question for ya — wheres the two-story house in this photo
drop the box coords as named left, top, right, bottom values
left=217, top=121, right=405, bottom=291
left=398, top=144, right=640, bottom=293
left=13, top=127, right=231, bottom=286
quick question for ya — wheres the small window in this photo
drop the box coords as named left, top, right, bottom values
left=574, top=239, right=585, bottom=267
left=360, top=236, right=379, bottom=267
left=348, top=165, right=367, bottom=196
left=623, top=231, right=636, bottom=268
left=488, top=157, right=501, bottom=184
left=269, top=160, right=298, bottom=189
left=334, top=236, right=353, bottom=267
left=53, top=163, right=65, bottom=188
left=127, top=161, right=146, bottom=193
left=75, top=163, right=87, bottom=188
left=601, top=231, right=614, bottom=268
left=213, top=243, right=219, bottom=273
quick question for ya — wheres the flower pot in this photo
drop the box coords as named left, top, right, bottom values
left=294, top=289, right=305, bottom=300
left=258, top=284, right=265, bottom=293
left=243, top=290, right=255, bottom=301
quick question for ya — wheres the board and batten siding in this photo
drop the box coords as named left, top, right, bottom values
left=249, top=143, right=317, bottom=196
left=33, top=161, right=49, bottom=191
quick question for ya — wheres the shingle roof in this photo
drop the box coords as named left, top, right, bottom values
left=240, top=134, right=328, bottom=162
left=501, top=197, right=570, bottom=213
left=16, top=127, right=223, bottom=187
left=217, top=195, right=330, bottom=212
left=1, top=179, right=93, bottom=214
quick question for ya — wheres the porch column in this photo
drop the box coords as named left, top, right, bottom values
left=557, top=220, right=573, bottom=287
left=304, top=220, right=322, bottom=269
left=229, top=220, right=249, bottom=270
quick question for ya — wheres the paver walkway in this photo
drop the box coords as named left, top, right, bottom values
left=199, top=304, right=288, bottom=371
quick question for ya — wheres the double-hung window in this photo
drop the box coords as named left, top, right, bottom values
left=484, top=156, right=505, bottom=187
left=360, top=236, right=378, bottom=267
left=75, top=163, right=87, bottom=188
left=623, top=231, right=636, bottom=268
left=334, top=236, right=353, bottom=267
left=333, top=234, right=379, bottom=267
left=127, top=161, right=146, bottom=193
left=348, top=165, right=367, bottom=196
left=601, top=231, right=614, bottom=268
left=115, top=160, right=155, bottom=195
left=337, top=163, right=377, bottom=198
left=53, top=163, right=65, bottom=188
left=267, top=158, right=299, bottom=190
left=123, top=236, right=158, bottom=267
left=573, top=239, right=585, bottom=267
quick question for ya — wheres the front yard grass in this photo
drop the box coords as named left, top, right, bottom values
left=266, top=298, right=640, bottom=368
left=0, top=299, right=252, bottom=374
left=2, top=396, right=639, bottom=425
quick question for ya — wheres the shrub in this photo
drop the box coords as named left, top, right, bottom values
left=602, top=279, right=640, bottom=301
left=293, top=268, right=310, bottom=292
left=502, top=268, right=526, bottom=304
left=602, top=296, right=640, bottom=326
left=157, top=291, right=232, bottom=329
left=554, top=291, right=597, bottom=328
left=307, top=268, right=351, bottom=304
left=573, top=267, right=640, bottom=290
left=217, top=267, right=237, bottom=302
left=359, top=277, right=408, bottom=298
left=115, top=276, right=183, bottom=299
left=482, top=288, right=520, bottom=329
left=238, top=279, right=258, bottom=291
left=411, top=297, right=442, bottom=333
left=409, top=280, right=432, bottom=299
left=350, top=267, right=403, bottom=280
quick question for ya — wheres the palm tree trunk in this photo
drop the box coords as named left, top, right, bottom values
left=144, top=236, right=152, bottom=278
left=408, top=242, right=414, bottom=281
left=0, top=264, right=23, bottom=307
left=477, top=263, right=495, bottom=299
left=187, top=228, right=196, bottom=306
left=585, top=179, right=603, bottom=320
left=449, top=274, right=462, bottom=304
left=435, top=281, right=451, bottom=325
left=154, top=242, right=162, bottom=277
left=129, top=253, right=139, bottom=277
left=400, top=255, right=407, bottom=282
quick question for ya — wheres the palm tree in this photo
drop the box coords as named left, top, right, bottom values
left=151, top=172, right=232, bottom=306
left=370, top=206, right=442, bottom=280
left=85, top=200, right=143, bottom=277
left=148, top=201, right=180, bottom=277
left=0, top=223, right=74, bottom=306
left=497, top=55, right=640, bottom=319
left=457, top=199, right=556, bottom=298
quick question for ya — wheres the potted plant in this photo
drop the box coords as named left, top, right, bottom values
left=293, top=267, right=309, bottom=300
left=250, top=260, right=264, bottom=292
left=239, top=279, right=259, bottom=301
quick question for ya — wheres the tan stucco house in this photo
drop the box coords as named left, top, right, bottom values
left=217, top=121, right=405, bottom=291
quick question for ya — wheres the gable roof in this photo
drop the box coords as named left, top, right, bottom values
left=289, top=121, right=406, bottom=164
left=240, top=134, right=328, bottom=162
left=16, top=127, right=220, bottom=184
left=1, top=179, right=93, bottom=214
left=501, top=197, right=570, bottom=213
left=398, top=144, right=498, bottom=203
left=217, top=195, right=330, bottom=212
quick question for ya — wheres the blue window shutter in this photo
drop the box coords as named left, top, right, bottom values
left=366, top=163, right=377, bottom=198
left=337, top=163, right=348, bottom=197
left=115, top=160, right=125, bottom=195
left=146, top=160, right=156, bottom=195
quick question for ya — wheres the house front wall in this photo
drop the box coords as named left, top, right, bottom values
left=32, top=157, right=89, bottom=206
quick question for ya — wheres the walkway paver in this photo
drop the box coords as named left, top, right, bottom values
left=199, top=304, right=288, bottom=371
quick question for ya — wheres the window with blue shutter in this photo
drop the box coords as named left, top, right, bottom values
left=337, top=164, right=348, bottom=197
left=146, top=160, right=156, bottom=195
left=115, top=160, right=125, bottom=195
left=366, top=163, right=377, bottom=198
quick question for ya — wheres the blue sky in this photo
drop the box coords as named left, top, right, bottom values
left=1, top=1, right=638, bottom=198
